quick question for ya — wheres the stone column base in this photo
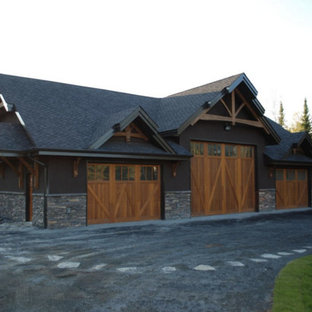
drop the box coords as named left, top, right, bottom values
left=165, top=191, right=191, bottom=219
left=32, top=193, right=87, bottom=229
left=258, top=189, right=276, bottom=212
left=0, top=192, right=26, bottom=222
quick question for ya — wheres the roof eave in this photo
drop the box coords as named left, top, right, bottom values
left=36, top=149, right=190, bottom=161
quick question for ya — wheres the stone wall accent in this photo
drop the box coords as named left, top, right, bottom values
left=258, top=189, right=276, bottom=212
left=32, top=194, right=45, bottom=228
left=0, top=192, right=25, bottom=222
left=165, top=191, right=191, bottom=219
left=47, top=194, right=87, bottom=229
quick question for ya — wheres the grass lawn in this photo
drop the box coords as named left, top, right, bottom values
left=272, top=255, right=312, bottom=312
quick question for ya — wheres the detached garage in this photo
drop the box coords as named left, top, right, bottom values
left=0, top=72, right=312, bottom=229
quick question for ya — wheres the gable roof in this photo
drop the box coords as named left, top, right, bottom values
left=0, top=72, right=280, bottom=157
left=0, top=123, right=33, bottom=155
left=264, top=118, right=312, bottom=164
left=168, top=74, right=243, bottom=97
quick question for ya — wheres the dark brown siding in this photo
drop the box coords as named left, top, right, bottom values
left=48, top=157, right=87, bottom=194
left=0, top=159, right=20, bottom=192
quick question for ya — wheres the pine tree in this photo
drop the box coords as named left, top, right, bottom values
left=278, top=101, right=285, bottom=127
left=300, top=98, right=311, bottom=135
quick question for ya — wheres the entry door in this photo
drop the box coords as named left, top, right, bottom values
left=87, top=164, right=161, bottom=224
left=191, top=142, right=255, bottom=216
left=276, top=168, right=308, bottom=209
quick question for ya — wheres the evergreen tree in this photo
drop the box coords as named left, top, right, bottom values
left=300, top=98, right=311, bottom=135
left=278, top=101, right=285, bottom=127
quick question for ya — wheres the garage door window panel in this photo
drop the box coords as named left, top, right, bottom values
left=208, top=143, right=221, bottom=157
left=225, top=145, right=237, bottom=157
left=88, top=164, right=109, bottom=182
left=140, top=166, right=158, bottom=181
left=191, top=142, right=204, bottom=156
left=115, top=166, right=135, bottom=181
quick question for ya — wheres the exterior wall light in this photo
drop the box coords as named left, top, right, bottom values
left=224, top=124, right=231, bottom=131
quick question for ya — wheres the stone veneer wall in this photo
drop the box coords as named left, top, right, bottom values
left=46, top=194, right=87, bottom=229
left=165, top=191, right=191, bottom=219
left=258, top=189, right=276, bottom=212
left=32, top=194, right=45, bottom=227
left=0, top=192, right=26, bottom=222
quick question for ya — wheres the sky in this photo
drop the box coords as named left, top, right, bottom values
left=1, top=0, right=312, bottom=126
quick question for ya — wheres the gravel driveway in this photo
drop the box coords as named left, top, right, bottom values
left=1, top=209, right=312, bottom=312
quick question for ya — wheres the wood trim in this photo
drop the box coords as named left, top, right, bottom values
left=114, top=123, right=148, bottom=142
left=231, top=91, right=235, bottom=125
left=220, top=98, right=232, bottom=116
left=1, top=157, right=19, bottom=175
left=198, top=114, right=264, bottom=128
left=19, top=158, right=34, bottom=174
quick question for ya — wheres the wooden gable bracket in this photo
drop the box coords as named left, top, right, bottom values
left=114, top=123, right=149, bottom=143
left=18, top=157, right=40, bottom=190
left=73, top=157, right=81, bottom=178
left=0, top=157, right=24, bottom=189
left=196, top=90, right=265, bottom=129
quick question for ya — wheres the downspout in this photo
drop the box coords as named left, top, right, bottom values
left=29, top=157, right=48, bottom=229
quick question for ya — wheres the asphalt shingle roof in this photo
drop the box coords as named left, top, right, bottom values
left=0, top=123, right=33, bottom=151
left=264, top=118, right=312, bottom=163
left=0, top=73, right=223, bottom=152
left=168, top=73, right=242, bottom=97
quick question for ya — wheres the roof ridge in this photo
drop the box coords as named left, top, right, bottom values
left=167, top=73, right=244, bottom=97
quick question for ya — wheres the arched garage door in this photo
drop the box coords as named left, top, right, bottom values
left=275, top=168, right=308, bottom=209
left=87, top=164, right=160, bottom=224
left=191, top=141, right=255, bottom=216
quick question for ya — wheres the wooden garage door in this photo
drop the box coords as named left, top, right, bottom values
left=87, top=164, right=160, bottom=224
left=191, top=141, right=255, bottom=216
left=276, top=168, right=308, bottom=209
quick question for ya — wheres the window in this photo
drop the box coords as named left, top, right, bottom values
left=286, top=169, right=295, bottom=181
left=241, top=146, right=253, bottom=158
left=275, top=169, right=284, bottom=181
left=140, top=166, right=158, bottom=181
left=88, top=165, right=109, bottom=181
left=115, top=166, right=135, bottom=181
left=297, top=170, right=306, bottom=181
left=207, top=143, right=221, bottom=156
left=190, top=142, right=204, bottom=155
left=225, top=145, right=237, bottom=157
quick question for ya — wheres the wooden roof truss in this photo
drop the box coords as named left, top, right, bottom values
left=192, top=90, right=267, bottom=132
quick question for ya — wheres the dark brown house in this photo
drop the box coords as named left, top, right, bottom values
left=0, top=73, right=311, bottom=228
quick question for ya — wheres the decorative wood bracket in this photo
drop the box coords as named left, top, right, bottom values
left=114, top=123, right=148, bottom=142
left=73, top=157, right=81, bottom=178
left=172, top=162, right=178, bottom=177
left=0, top=156, right=23, bottom=188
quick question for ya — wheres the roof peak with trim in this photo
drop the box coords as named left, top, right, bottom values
left=168, top=73, right=247, bottom=97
